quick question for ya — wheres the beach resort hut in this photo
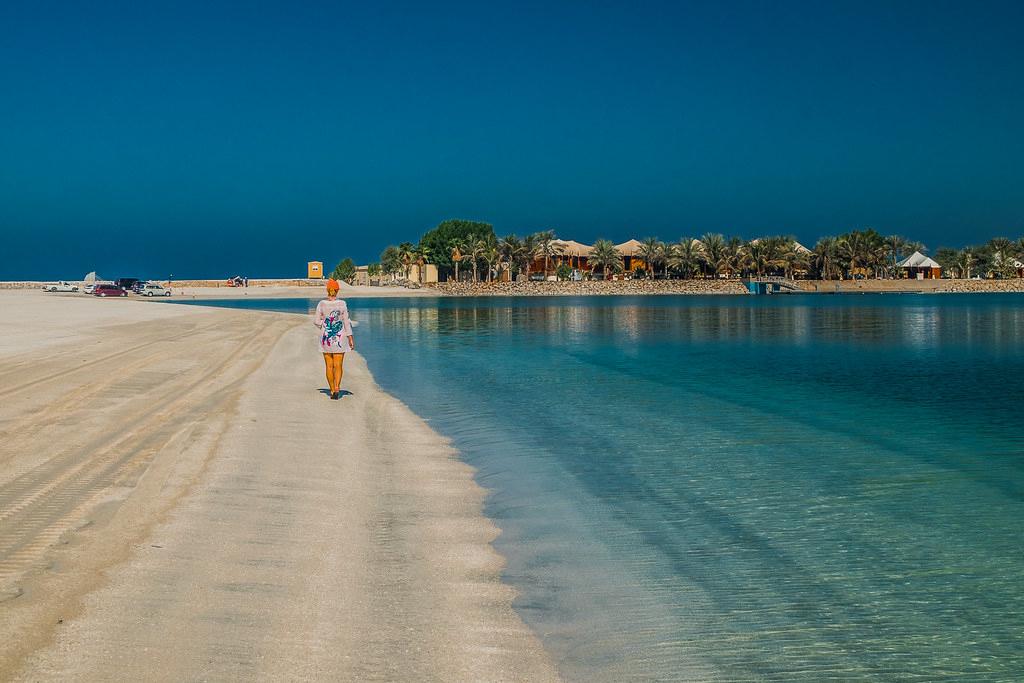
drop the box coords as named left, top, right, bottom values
left=615, top=239, right=646, bottom=274
left=897, top=251, right=942, bottom=279
left=548, top=239, right=592, bottom=273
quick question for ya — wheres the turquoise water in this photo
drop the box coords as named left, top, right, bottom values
left=172, top=294, right=1024, bottom=681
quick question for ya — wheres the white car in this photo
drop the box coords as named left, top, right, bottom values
left=42, top=281, right=79, bottom=293
left=140, top=283, right=171, bottom=297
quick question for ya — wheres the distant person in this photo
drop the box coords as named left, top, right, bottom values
left=314, top=279, right=355, bottom=400
left=243, top=276, right=248, bottom=287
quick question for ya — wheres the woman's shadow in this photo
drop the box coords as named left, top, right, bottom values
left=318, top=389, right=353, bottom=397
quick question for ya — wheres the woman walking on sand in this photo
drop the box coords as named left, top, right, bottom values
left=314, top=279, right=355, bottom=400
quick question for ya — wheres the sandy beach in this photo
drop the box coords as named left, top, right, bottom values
left=0, top=290, right=558, bottom=681
left=166, top=282, right=441, bottom=299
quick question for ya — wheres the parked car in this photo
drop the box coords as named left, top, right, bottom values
left=93, top=284, right=127, bottom=297
left=140, top=283, right=171, bottom=297
left=115, top=278, right=140, bottom=291
left=42, top=281, right=79, bottom=293
left=83, top=282, right=113, bottom=295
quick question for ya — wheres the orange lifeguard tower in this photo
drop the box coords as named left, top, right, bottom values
left=307, top=261, right=323, bottom=279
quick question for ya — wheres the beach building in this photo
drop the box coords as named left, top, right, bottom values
left=897, top=251, right=941, bottom=279
left=307, top=261, right=323, bottom=279
left=409, top=263, right=438, bottom=284
left=615, top=239, right=647, bottom=274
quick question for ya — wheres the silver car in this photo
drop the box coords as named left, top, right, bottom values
left=140, top=283, right=171, bottom=297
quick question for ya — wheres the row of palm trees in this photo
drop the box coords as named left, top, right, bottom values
left=382, top=231, right=566, bottom=283
left=934, top=237, right=1024, bottom=279
left=378, top=229, right=1024, bottom=282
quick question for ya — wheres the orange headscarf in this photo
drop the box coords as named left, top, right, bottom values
left=326, top=278, right=340, bottom=294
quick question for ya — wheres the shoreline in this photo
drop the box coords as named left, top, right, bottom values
left=0, top=290, right=558, bottom=680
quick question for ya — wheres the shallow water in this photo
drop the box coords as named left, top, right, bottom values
left=172, top=294, right=1024, bottom=681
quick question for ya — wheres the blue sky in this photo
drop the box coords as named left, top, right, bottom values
left=2, top=0, right=1022, bottom=278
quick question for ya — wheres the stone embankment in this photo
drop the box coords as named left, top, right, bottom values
left=165, top=278, right=324, bottom=288
left=433, top=279, right=748, bottom=296
left=795, top=279, right=1024, bottom=294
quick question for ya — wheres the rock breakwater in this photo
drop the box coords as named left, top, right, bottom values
left=433, top=279, right=748, bottom=296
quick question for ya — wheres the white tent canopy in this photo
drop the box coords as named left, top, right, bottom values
left=614, top=239, right=644, bottom=255
left=897, top=251, right=940, bottom=269
left=82, top=271, right=103, bottom=283
left=552, top=239, right=593, bottom=256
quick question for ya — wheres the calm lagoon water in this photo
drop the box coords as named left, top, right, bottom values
left=172, top=294, right=1024, bottom=681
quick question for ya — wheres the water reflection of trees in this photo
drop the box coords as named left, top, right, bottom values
left=359, top=300, right=1024, bottom=350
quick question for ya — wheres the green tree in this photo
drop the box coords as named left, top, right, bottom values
left=669, top=238, right=701, bottom=279
left=398, top=242, right=415, bottom=280
left=638, top=237, right=664, bottom=278
left=956, top=248, right=976, bottom=279
left=555, top=262, right=572, bottom=281
left=418, top=219, right=496, bottom=280
left=700, top=233, right=726, bottom=277
left=482, top=235, right=499, bottom=282
left=884, top=234, right=910, bottom=277
left=449, top=238, right=467, bottom=282
left=413, top=242, right=432, bottom=284
left=589, top=239, right=623, bottom=279
left=380, top=246, right=402, bottom=277
left=331, top=257, right=356, bottom=283
left=743, top=240, right=771, bottom=276
left=533, top=230, right=559, bottom=277
left=498, top=234, right=524, bottom=280
left=520, top=233, right=541, bottom=281
left=367, top=263, right=382, bottom=278
left=812, top=237, right=841, bottom=280
left=469, top=235, right=486, bottom=283
left=722, top=237, right=744, bottom=278
left=934, top=247, right=959, bottom=277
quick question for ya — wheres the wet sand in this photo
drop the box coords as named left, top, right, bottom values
left=0, top=291, right=558, bottom=681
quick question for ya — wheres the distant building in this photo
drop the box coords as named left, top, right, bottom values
left=897, top=251, right=941, bottom=279
left=308, top=261, right=323, bottom=279
left=408, top=263, right=438, bottom=284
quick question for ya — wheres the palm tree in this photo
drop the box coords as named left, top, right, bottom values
left=498, top=234, right=523, bottom=281
left=722, top=237, right=743, bottom=278
left=742, top=240, right=771, bottom=276
left=483, top=237, right=499, bottom=282
left=449, top=238, right=467, bottom=282
left=884, top=234, right=909, bottom=278
left=521, top=233, right=540, bottom=281
left=838, top=231, right=867, bottom=279
left=413, top=242, right=431, bottom=284
left=469, top=235, right=486, bottom=283
left=398, top=242, right=415, bottom=280
left=700, top=233, right=726, bottom=278
left=772, top=237, right=807, bottom=278
left=533, top=230, right=559, bottom=278
left=956, top=248, right=975, bottom=279
left=812, top=237, right=840, bottom=280
left=638, top=237, right=664, bottom=278
left=589, top=239, right=623, bottom=280
left=669, top=238, right=701, bottom=279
